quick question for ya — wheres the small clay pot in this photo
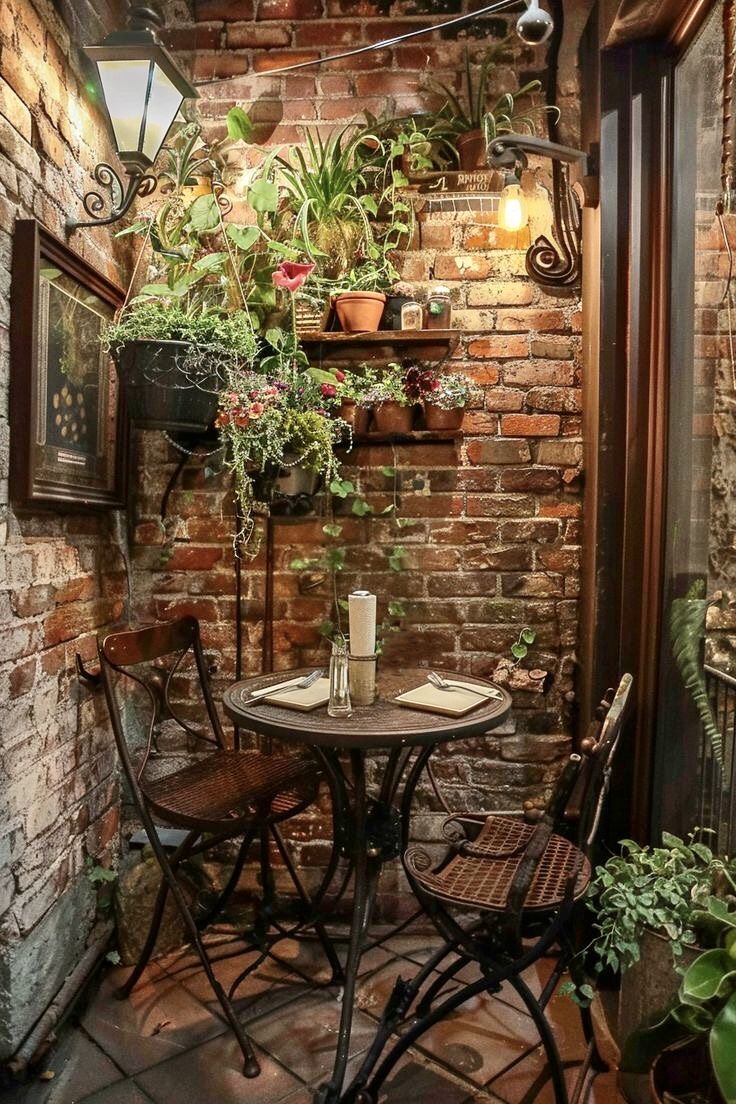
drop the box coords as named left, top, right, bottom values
left=423, top=403, right=464, bottom=431
left=373, top=401, right=413, bottom=434
left=339, top=399, right=371, bottom=435
left=334, top=291, right=387, bottom=333
left=455, top=129, right=485, bottom=171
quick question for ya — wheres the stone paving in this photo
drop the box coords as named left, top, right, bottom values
left=7, top=931, right=622, bottom=1104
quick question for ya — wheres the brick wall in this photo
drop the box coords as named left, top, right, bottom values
left=0, top=0, right=130, bottom=1059
left=128, top=0, right=584, bottom=910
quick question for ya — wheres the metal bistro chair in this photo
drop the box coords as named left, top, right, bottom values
left=343, top=673, right=633, bottom=1104
left=98, top=616, right=342, bottom=1079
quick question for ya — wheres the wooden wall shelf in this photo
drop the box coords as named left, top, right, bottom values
left=300, top=329, right=462, bottom=363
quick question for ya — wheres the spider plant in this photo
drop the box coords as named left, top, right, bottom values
left=431, top=43, right=556, bottom=140
left=273, top=127, right=386, bottom=280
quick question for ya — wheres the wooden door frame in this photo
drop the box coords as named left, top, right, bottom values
left=580, top=0, right=716, bottom=840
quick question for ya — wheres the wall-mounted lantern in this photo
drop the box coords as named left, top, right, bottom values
left=67, top=5, right=197, bottom=232
left=487, top=131, right=595, bottom=288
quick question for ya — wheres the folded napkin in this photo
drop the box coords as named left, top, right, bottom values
left=394, top=683, right=488, bottom=717
left=262, top=677, right=331, bottom=712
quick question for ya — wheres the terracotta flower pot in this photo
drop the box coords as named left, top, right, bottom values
left=339, top=399, right=371, bottom=435
left=456, top=129, right=485, bottom=171
left=423, top=403, right=465, bottom=431
left=334, top=291, right=387, bottom=333
left=373, top=401, right=413, bottom=434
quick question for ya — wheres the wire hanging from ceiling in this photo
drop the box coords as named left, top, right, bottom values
left=193, top=0, right=532, bottom=83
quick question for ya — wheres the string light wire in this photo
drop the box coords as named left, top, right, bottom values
left=193, top=0, right=527, bottom=83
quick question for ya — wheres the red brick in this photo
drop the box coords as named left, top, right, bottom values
left=434, top=256, right=492, bottom=281
left=195, top=0, right=256, bottom=17
left=496, top=309, right=567, bottom=333
left=163, top=546, right=223, bottom=571
left=162, top=24, right=222, bottom=50
left=193, top=52, right=250, bottom=79
left=253, top=50, right=320, bottom=72
left=469, top=336, right=528, bottom=359
left=227, top=22, right=292, bottom=47
left=295, top=21, right=363, bottom=45
left=500, top=414, right=561, bottom=437
left=258, top=0, right=323, bottom=18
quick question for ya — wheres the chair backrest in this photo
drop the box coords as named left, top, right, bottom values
left=502, top=673, right=633, bottom=935
left=568, top=672, right=633, bottom=855
left=98, top=616, right=225, bottom=787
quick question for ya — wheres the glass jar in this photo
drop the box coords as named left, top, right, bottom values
left=425, top=285, right=452, bottom=330
left=400, top=300, right=423, bottom=330
left=328, top=635, right=352, bottom=717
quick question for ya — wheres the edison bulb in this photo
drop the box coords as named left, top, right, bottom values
left=497, top=179, right=528, bottom=232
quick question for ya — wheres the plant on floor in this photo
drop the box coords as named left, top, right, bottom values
left=621, top=894, right=736, bottom=1103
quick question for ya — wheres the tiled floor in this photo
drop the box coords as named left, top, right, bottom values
left=7, top=930, right=623, bottom=1104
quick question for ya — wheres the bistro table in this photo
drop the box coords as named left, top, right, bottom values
left=223, top=665, right=511, bottom=1104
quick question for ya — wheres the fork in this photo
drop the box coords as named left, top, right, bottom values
left=250, top=669, right=323, bottom=700
left=427, top=671, right=503, bottom=700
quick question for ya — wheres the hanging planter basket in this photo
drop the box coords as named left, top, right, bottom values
left=252, top=460, right=323, bottom=517
left=114, top=340, right=221, bottom=433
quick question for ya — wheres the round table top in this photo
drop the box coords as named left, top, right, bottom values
left=222, top=667, right=512, bottom=750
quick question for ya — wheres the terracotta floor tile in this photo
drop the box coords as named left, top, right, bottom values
left=412, top=992, right=543, bottom=1086
left=81, top=969, right=226, bottom=1076
left=79, top=1081, right=154, bottom=1103
left=5, top=1033, right=124, bottom=1104
left=488, top=1045, right=585, bottom=1104
left=246, top=990, right=378, bottom=1084
left=134, top=1033, right=300, bottom=1104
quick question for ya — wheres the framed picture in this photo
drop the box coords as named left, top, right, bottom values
left=10, top=219, right=126, bottom=510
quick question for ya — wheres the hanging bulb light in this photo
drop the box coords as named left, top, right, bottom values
left=497, top=174, right=528, bottom=232
left=516, top=0, right=554, bottom=45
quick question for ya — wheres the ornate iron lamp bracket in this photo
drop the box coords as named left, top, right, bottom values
left=487, top=132, right=593, bottom=289
left=67, top=164, right=158, bottom=233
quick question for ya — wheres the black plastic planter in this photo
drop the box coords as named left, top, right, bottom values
left=115, top=340, right=220, bottom=433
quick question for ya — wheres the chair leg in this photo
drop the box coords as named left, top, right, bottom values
left=117, top=829, right=200, bottom=1000
left=507, top=972, right=569, bottom=1104
left=416, top=953, right=473, bottom=1016
left=142, top=814, right=262, bottom=1078
left=270, top=823, right=344, bottom=984
left=117, top=874, right=170, bottom=999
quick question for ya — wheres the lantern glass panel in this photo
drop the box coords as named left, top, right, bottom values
left=142, top=64, right=183, bottom=163
left=96, top=59, right=152, bottom=157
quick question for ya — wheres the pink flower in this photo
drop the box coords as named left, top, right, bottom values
left=334, top=371, right=345, bottom=383
left=271, top=261, right=316, bottom=292
left=321, top=383, right=337, bottom=398
left=250, top=402, right=264, bottom=416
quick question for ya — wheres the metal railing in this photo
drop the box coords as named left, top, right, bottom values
left=699, top=665, right=736, bottom=853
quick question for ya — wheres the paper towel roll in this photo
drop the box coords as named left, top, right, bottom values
left=348, top=591, right=376, bottom=656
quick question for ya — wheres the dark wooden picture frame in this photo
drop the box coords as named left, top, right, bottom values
left=9, top=219, right=126, bottom=510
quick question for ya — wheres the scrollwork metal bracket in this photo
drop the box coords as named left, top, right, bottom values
left=487, top=132, right=594, bottom=290
left=66, top=163, right=158, bottom=233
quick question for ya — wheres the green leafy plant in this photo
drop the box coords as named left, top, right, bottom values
left=671, top=579, right=721, bottom=763
left=430, top=43, right=556, bottom=140
left=336, top=364, right=380, bottom=406
left=621, top=894, right=736, bottom=1103
left=582, top=834, right=736, bottom=979
left=511, top=626, right=536, bottom=664
left=418, top=369, right=472, bottom=411
left=364, top=362, right=412, bottom=407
